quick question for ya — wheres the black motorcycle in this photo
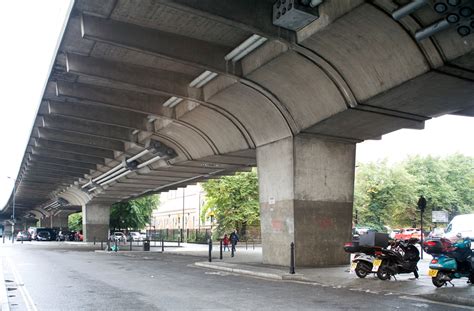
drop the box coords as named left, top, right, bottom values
left=373, top=238, right=420, bottom=280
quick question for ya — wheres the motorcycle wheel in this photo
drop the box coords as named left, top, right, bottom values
left=376, top=262, right=391, bottom=281
left=355, top=262, right=371, bottom=278
left=432, top=273, right=446, bottom=288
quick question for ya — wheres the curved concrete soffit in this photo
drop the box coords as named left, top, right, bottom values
left=297, top=3, right=430, bottom=103
left=239, top=80, right=299, bottom=135
left=151, top=133, right=192, bottom=161
left=198, top=102, right=256, bottom=149
left=370, top=1, right=444, bottom=68
left=58, top=187, right=92, bottom=207
left=30, top=210, right=45, bottom=219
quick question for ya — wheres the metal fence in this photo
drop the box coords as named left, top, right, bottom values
left=146, top=229, right=212, bottom=244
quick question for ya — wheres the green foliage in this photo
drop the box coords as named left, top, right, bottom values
left=201, top=169, right=259, bottom=236
left=355, top=154, right=474, bottom=229
left=68, top=212, right=82, bottom=231
left=109, top=195, right=159, bottom=230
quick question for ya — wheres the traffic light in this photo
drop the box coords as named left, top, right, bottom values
left=417, top=196, right=427, bottom=213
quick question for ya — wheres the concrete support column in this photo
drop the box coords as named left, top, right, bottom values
left=39, top=216, right=51, bottom=228
left=18, top=219, right=37, bottom=231
left=257, top=134, right=355, bottom=267
left=51, top=213, right=69, bottom=229
left=82, top=204, right=110, bottom=242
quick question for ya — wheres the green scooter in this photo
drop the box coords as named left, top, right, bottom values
left=425, top=237, right=474, bottom=287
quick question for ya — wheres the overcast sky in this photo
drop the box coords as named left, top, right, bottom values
left=0, top=0, right=73, bottom=210
left=0, top=1, right=472, bottom=211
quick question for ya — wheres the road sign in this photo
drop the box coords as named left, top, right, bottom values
left=432, top=211, right=449, bottom=223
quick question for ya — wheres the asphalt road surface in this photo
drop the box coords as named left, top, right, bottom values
left=0, top=242, right=471, bottom=311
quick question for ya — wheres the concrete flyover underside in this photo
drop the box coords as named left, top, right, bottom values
left=2, top=0, right=473, bottom=266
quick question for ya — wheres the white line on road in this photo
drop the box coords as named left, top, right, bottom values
left=6, top=257, right=38, bottom=311
left=400, top=295, right=474, bottom=310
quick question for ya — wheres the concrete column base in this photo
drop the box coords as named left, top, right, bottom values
left=257, top=134, right=355, bottom=267
left=82, top=204, right=110, bottom=242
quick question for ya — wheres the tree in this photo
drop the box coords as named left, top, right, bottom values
left=354, top=154, right=474, bottom=230
left=68, top=212, right=82, bottom=231
left=109, top=195, right=159, bottom=231
left=354, top=161, right=417, bottom=231
left=201, top=169, right=259, bottom=237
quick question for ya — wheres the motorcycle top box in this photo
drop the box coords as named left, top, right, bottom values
left=358, top=232, right=389, bottom=248
left=423, top=238, right=452, bottom=255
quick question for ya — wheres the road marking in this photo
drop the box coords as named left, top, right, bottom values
left=6, top=257, right=38, bottom=311
left=400, top=295, right=474, bottom=310
left=0, top=257, right=11, bottom=311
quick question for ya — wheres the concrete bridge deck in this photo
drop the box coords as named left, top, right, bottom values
left=2, top=0, right=473, bottom=267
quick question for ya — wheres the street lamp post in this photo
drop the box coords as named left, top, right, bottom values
left=181, top=188, right=185, bottom=242
left=7, top=176, right=16, bottom=243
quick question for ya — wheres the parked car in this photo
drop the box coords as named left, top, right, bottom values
left=74, top=231, right=84, bottom=241
left=35, top=228, right=56, bottom=241
left=36, top=230, right=52, bottom=241
left=394, top=228, right=422, bottom=241
left=428, top=227, right=445, bottom=239
left=389, top=229, right=400, bottom=239
left=16, top=231, right=32, bottom=241
left=129, top=232, right=142, bottom=241
left=112, top=232, right=126, bottom=242
left=56, top=231, right=75, bottom=241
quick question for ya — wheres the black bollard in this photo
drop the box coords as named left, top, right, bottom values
left=220, top=239, right=223, bottom=260
left=208, top=238, right=212, bottom=262
left=161, top=238, right=164, bottom=252
left=21, top=237, right=23, bottom=244
left=101, top=241, right=103, bottom=250
left=114, top=239, right=118, bottom=252
left=290, top=242, right=295, bottom=274
left=93, top=237, right=96, bottom=245
left=3, top=235, right=5, bottom=243
left=130, top=239, right=133, bottom=251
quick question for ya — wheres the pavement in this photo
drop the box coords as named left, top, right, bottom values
left=3, top=241, right=468, bottom=311
left=110, top=241, right=474, bottom=307
left=1, top=240, right=473, bottom=310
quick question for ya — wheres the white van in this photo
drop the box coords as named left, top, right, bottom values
left=443, top=213, right=474, bottom=241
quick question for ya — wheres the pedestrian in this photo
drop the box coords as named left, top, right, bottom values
left=223, top=234, right=230, bottom=251
left=230, top=229, right=239, bottom=253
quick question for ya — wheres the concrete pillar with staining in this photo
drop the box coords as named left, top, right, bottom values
left=257, top=134, right=355, bottom=267
left=51, top=212, right=70, bottom=229
left=82, top=204, right=110, bottom=242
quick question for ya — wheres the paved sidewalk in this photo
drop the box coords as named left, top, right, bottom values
left=91, top=241, right=474, bottom=307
